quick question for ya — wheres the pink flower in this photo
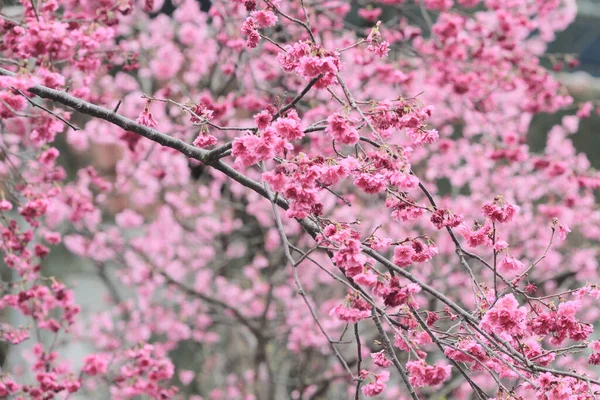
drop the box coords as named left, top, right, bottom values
left=577, top=101, right=593, bottom=118
left=371, top=350, right=392, bottom=368
left=254, top=110, right=273, bottom=129
left=242, top=18, right=260, bottom=48
left=332, top=238, right=367, bottom=277
left=325, top=113, right=359, bottom=145
left=279, top=42, right=341, bottom=88
left=457, top=0, right=480, bottom=6
left=481, top=196, right=519, bottom=223
left=262, top=169, right=289, bottom=192
left=589, top=353, right=600, bottom=365
left=297, top=55, right=339, bottom=80
left=136, top=108, right=158, bottom=128
left=179, top=369, right=195, bottom=385
left=557, top=224, right=571, bottom=241
left=494, top=240, right=508, bottom=251
left=366, top=22, right=390, bottom=58
left=39, top=148, right=60, bottom=166
left=480, top=294, right=527, bottom=337
left=498, top=255, right=524, bottom=274
left=358, top=8, right=382, bottom=22
left=367, top=41, right=390, bottom=58
left=232, top=134, right=262, bottom=167
left=232, top=130, right=290, bottom=167
left=272, top=110, right=303, bottom=140
left=115, top=210, right=144, bottom=228
left=456, top=221, right=493, bottom=248
left=0, top=200, right=13, bottom=211
left=361, top=370, right=389, bottom=397
left=329, top=304, right=370, bottom=323
left=423, top=0, right=453, bottom=11
left=430, top=209, right=463, bottom=229
left=43, top=232, right=62, bottom=244
left=193, top=133, right=218, bottom=148
left=82, top=354, right=109, bottom=376
left=354, top=172, right=387, bottom=194
left=0, top=379, right=18, bottom=396
left=406, top=360, right=452, bottom=387
left=410, top=240, right=438, bottom=263
left=354, top=271, right=378, bottom=287
left=393, top=244, right=415, bottom=267
left=251, top=10, right=278, bottom=28
left=444, top=340, right=487, bottom=363
left=381, top=278, right=420, bottom=307
left=19, top=198, right=49, bottom=224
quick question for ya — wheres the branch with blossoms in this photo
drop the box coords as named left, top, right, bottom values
left=2, top=0, right=600, bottom=399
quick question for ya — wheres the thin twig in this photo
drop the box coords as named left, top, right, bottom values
left=15, top=89, right=80, bottom=131
left=354, top=323, right=362, bottom=400
left=371, top=308, right=420, bottom=400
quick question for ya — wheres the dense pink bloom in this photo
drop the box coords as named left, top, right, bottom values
left=232, top=131, right=290, bottom=167
left=498, top=255, right=524, bottom=274
left=254, top=110, right=273, bottom=129
left=371, top=350, right=392, bottom=368
left=193, top=133, right=218, bottom=148
left=354, top=172, right=387, bottom=193
left=242, top=18, right=260, bottom=48
left=278, top=42, right=341, bottom=88
left=480, top=294, right=527, bottom=337
left=406, top=360, right=452, bottom=387
left=272, top=110, right=303, bottom=140
left=361, top=370, right=389, bottom=397
left=444, top=340, right=487, bottom=363
left=430, top=209, right=463, bottom=229
left=481, top=197, right=519, bottom=223
left=393, top=244, right=415, bottom=267
left=382, top=279, right=420, bottom=307
left=353, top=270, right=379, bottom=287
left=81, top=354, right=109, bottom=376
left=251, top=10, right=278, bottom=28
left=325, top=113, right=359, bottom=145
left=329, top=303, right=370, bottom=323
left=456, top=221, right=493, bottom=248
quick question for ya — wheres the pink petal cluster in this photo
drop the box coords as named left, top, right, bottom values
left=480, top=294, right=527, bottom=337
left=361, top=370, right=390, bottom=397
left=325, top=113, right=359, bottom=145
left=481, top=196, right=519, bottom=223
left=406, top=360, right=452, bottom=387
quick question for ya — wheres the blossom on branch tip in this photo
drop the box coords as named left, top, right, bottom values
left=481, top=196, right=519, bottom=223
left=325, top=113, right=359, bottom=145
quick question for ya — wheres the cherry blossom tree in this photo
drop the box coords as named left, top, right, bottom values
left=1, top=0, right=600, bottom=398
